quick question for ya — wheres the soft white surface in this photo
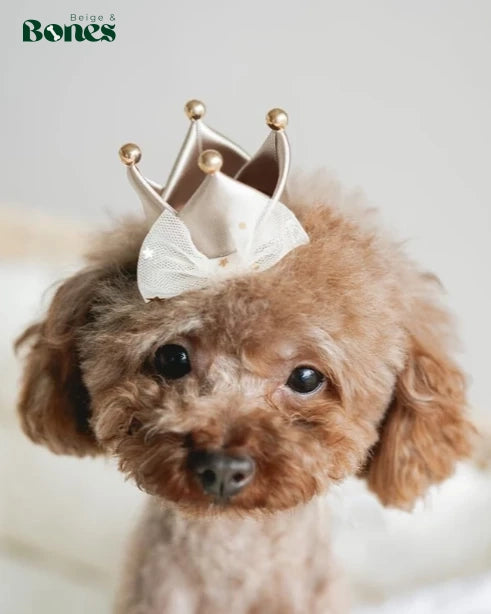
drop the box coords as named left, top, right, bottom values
left=331, top=467, right=491, bottom=607
left=354, top=572, right=491, bottom=614
left=1, top=260, right=490, bottom=613
left=0, top=552, right=109, bottom=614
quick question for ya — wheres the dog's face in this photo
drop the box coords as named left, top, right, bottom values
left=17, top=200, right=474, bottom=514
left=82, top=272, right=401, bottom=514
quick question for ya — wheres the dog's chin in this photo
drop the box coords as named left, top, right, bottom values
left=161, top=497, right=303, bottom=519
left=168, top=498, right=259, bottom=519
left=148, top=481, right=318, bottom=518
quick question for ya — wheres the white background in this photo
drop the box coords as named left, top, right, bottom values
left=1, top=1, right=491, bottom=613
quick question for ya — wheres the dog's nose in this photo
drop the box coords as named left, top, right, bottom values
left=188, top=450, right=255, bottom=499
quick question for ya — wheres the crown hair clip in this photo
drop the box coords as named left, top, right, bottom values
left=119, top=100, right=309, bottom=301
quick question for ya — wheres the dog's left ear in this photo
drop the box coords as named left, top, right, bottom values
left=364, top=276, right=475, bottom=509
left=15, top=266, right=106, bottom=457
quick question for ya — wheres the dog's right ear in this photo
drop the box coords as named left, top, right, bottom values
left=16, top=267, right=105, bottom=456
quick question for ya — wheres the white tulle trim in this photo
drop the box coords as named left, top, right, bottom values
left=137, top=201, right=309, bottom=301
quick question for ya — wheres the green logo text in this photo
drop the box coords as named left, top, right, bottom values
left=23, top=16, right=116, bottom=42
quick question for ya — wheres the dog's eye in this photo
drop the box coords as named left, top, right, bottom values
left=154, top=344, right=191, bottom=380
left=286, top=366, right=324, bottom=394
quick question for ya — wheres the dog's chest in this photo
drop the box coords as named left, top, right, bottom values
left=118, top=498, right=341, bottom=614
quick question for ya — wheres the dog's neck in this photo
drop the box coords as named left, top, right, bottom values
left=116, top=495, right=346, bottom=613
left=121, top=497, right=332, bottom=586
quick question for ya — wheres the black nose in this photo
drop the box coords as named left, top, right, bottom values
left=188, top=450, right=255, bottom=499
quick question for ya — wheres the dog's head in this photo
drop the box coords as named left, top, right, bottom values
left=16, top=195, right=474, bottom=514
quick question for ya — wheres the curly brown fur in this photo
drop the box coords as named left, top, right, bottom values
left=16, top=174, right=474, bottom=612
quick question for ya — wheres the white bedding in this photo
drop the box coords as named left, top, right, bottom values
left=354, top=572, right=491, bottom=614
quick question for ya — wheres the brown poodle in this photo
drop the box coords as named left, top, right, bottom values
left=16, top=171, right=474, bottom=613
